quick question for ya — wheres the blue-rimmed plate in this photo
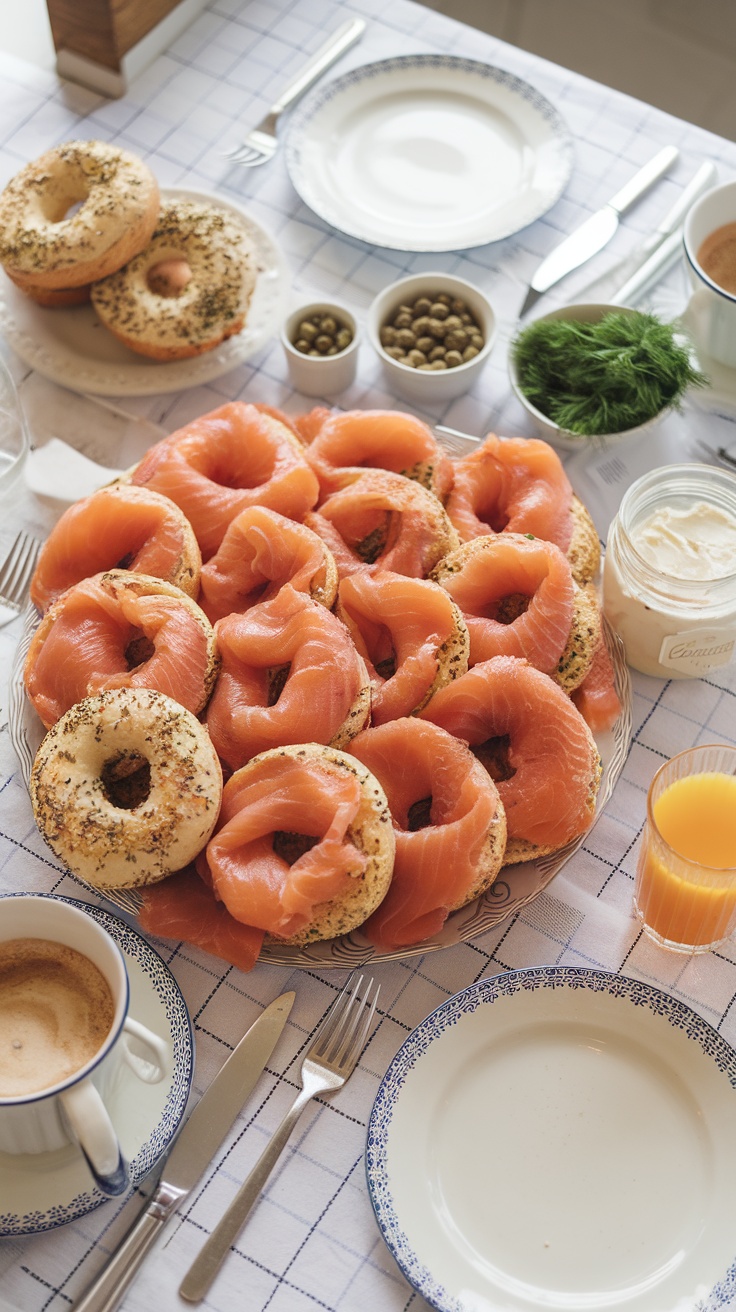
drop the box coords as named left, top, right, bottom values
left=284, top=56, right=574, bottom=251
left=366, top=967, right=736, bottom=1312
left=0, top=895, right=194, bottom=1236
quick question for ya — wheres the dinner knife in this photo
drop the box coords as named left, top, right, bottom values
left=519, top=145, right=679, bottom=317
left=71, top=991, right=295, bottom=1312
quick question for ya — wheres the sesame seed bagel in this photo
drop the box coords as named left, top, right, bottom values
left=568, top=494, right=601, bottom=586
left=30, top=687, right=223, bottom=890
left=91, top=199, right=257, bottom=361
left=555, top=581, right=602, bottom=694
left=222, top=743, right=396, bottom=946
left=0, top=141, right=159, bottom=297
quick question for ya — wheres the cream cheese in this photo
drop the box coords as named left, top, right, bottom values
left=631, top=501, right=736, bottom=581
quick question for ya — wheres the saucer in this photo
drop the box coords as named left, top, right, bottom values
left=0, top=896, right=194, bottom=1236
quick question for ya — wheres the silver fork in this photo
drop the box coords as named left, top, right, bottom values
left=179, top=974, right=379, bottom=1303
left=0, top=531, right=41, bottom=626
left=223, top=17, right=365, bottom=166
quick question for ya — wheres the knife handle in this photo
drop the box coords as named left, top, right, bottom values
left=72, top=1185, right=184, bottom=1312
left=610, top=146, right=679, bottom=215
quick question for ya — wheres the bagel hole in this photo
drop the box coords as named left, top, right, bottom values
left=101, top=752, right=151, bottom=809
left=125, top=633, right=155, bottom=669
left=350, top=513, right=393, bottom=564
left=267, top=664, right=290, bottom=706
left=147, top=259, right=192, bottom=298
left=407, top=797, right=433, bottom=831
left=476, top=500, right=508, bottom=534
left=472, top=735, right=516, bottom=783
left=493, top=592, right=530, bottom=624
left=272, top=831, right=320, bottom=865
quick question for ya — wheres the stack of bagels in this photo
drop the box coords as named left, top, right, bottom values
left=0, top=140, right=256, bottom=360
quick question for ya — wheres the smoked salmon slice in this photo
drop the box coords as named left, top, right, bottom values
left=206, top=584, right=370, bottom=771
left=302, top=408, right=455, bottom=499
left=24, top=571, right=217, bottom=729
left=198, top=506, right=338, bottom=624
left=30, top=484, right=201, bottom=613
left=572, top=632, right=622, bottom=732
left=431, top=533, right=575, bottom=674
left=349, top=719, right=506, bottom=949
left=131, top=403, right=319, bottom=559
left=337, top=571, right=468, bottom=724
left=137, top=866, right=264, bottom=973
left=421, top=655, right=601, bottom=855
left=446, top=434, right=574, bottom=553
left=305, top=470, right=458, bottom=581
left=198, top=744, right=394, bottom=942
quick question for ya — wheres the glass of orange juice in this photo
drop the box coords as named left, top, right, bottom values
left=635, top=744, right=736, bottom=953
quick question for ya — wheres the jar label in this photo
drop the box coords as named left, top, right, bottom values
left=658, top=628, right=735, bottom=675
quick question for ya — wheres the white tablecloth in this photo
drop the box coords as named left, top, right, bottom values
left=1, top=1, right=736, bottom=1308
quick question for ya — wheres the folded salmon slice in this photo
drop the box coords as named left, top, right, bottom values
left=350, top=719, right=504, bottom=949
left=131, top=402, right=319, bottom=559
left=303, top=408, right=454, bottom=499
left=206, top=584, right=368, bottom=771
left=200, top=751, right=368, bottom=939
left=198, top=505, right=336, bottom=623
left=338, top=571, right=468, bottom=724
left=137, top=866, right=264, bottom=973
left=421, top=655, right=600, bottom=849
left=572, top=632, right=622, bottom=732
left=447, top=434, right=573, bottom=552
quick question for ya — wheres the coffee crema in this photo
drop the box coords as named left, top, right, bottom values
left=697, top=222, right=736, bottom=296
left=0, top=938, right=114, bottom=1098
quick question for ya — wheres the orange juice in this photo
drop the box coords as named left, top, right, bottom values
left=636, top=769, right=736, bottom=949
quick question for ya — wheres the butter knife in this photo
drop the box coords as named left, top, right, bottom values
left=519, top=145, right=679, bottom=317
left=71, top=991, right=295, bottom=1312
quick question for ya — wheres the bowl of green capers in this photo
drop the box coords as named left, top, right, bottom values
left=367, top=273, right=496, bottom=404
left=281, top=301, right=360, bottom=397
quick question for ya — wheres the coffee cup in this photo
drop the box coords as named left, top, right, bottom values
left=0, top=895, right=170, bottom=1196
left=683, top=179, right=736, bottom=370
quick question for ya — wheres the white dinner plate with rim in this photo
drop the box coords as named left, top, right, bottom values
left=284, top=55, right=574, bottom=252
left=366, top=967, right=736, bottom=1312
left=0, top=894, right=194, bottom=1237
left=0, top=188, right=290, bottom=397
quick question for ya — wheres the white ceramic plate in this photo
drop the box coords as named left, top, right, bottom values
left=0, top=188, right=290, bottom=397
left=366, top=967, right=736, bottom=1312
left=284, top=56, right=574, bottom=251
left=0, top=894, right=193, bottom=1236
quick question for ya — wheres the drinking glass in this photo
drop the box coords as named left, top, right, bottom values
left=634, top=743, right=736, bottom=953
left=0, top=354, right=29, bottom=494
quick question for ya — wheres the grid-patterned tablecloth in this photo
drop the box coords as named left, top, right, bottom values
left=1, top=1, right=736, bottom=1308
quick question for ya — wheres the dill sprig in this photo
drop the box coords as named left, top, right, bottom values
left=511, top=310, right=707, bottom=436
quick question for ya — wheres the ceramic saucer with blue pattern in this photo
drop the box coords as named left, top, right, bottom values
left=0, top=896, right=194, bottom=1236
left=366, top=966, right=736, bottom=1312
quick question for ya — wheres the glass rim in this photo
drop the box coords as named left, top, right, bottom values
left=646, top=743, right=736, bottom=875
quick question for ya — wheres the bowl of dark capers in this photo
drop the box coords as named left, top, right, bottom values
left=367, top=273, right=496, bottom=403
left=281, top=301, right=360, bottom=396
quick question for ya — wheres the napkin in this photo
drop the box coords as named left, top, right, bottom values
left=25, top=439, right=125, bottom=502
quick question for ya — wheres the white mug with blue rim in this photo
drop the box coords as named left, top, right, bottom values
left=0, top=896, right=170, bottom=1195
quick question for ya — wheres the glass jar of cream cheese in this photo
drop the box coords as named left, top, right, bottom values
left=602, top=463, right=736, bottom=678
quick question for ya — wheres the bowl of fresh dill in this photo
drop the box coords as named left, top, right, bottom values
left=509, top=303, right=707, bottom=450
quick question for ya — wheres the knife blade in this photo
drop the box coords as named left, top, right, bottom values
left=519, top=145, right=679, bottom=317
left=71, top=991, right=295, bottom=1312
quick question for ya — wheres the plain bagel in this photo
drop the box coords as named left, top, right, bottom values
left=30, top=687, right=223, bottom=889
left=91, top=198, right=257, bottom=360
left=0, top=141, right=160, bottom=303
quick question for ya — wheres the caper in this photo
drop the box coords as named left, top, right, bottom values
left=315, top=335, right=333, bottom=352
left=395, top=328, right=416, bottom=349
left=413, top=297, right=432, bottom=315
left=320, top=316, right=337, bottom=335
left=444, top=315, right=463, bottom=331
left=380, top=326, right=397, bottom=347
left=394, top=312, right=413, bottom=329
left=444, top=350, right=464, bottom=368
left=298, top=321, right=318, bottom=342
left=406, top=348, right=427, bottom=367
left=416, top=336, right=435, bottom=353
left=412, top=316, right=432, bottom=336
left=430, top=302, right=449, bottom=320
left=379, top=287, right=485, bottom=371
left=429, top=345, right=446, bottom=362
left=462, top=345, right=480, bottom=361
left=294, top=338, right=311, bottom=353
left=291, top=308, right=354, bottom=357
left=445, top=329, right=468, bottom=352
left=335, top=328, right=353, bottom=351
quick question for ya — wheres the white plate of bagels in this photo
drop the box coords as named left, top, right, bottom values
left=0, top=150, right=289, bottom=397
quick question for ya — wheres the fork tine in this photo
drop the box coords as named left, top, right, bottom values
left=0, top=533, right=26, bottom=596
left=11, top=536, right=40, bottom=603
left=340, top=978, right=379, bottom=1073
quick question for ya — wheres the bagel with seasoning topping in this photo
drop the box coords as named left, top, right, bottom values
left=90, top=198, right=257, bottom=360
left=0, top=141, right=160, bottom=307
left=30, top=687, right=223, bottom=889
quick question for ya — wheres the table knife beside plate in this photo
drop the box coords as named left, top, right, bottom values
left=71, top=991, right=295, bottom=1312
left=519, top=145, right=680, bottom=316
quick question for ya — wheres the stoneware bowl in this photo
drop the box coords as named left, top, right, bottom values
left=281, top=300, right=360, bottom=397
left=367, top=272, right=496, bottom=405
left=508, top=302, right=673, bottom=452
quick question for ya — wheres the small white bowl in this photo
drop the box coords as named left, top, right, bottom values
left=367, top=272, right=496, bottom=405
left=281, top=301, right=360, bottom=397
left=508, top=302, right=672, bottom=452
